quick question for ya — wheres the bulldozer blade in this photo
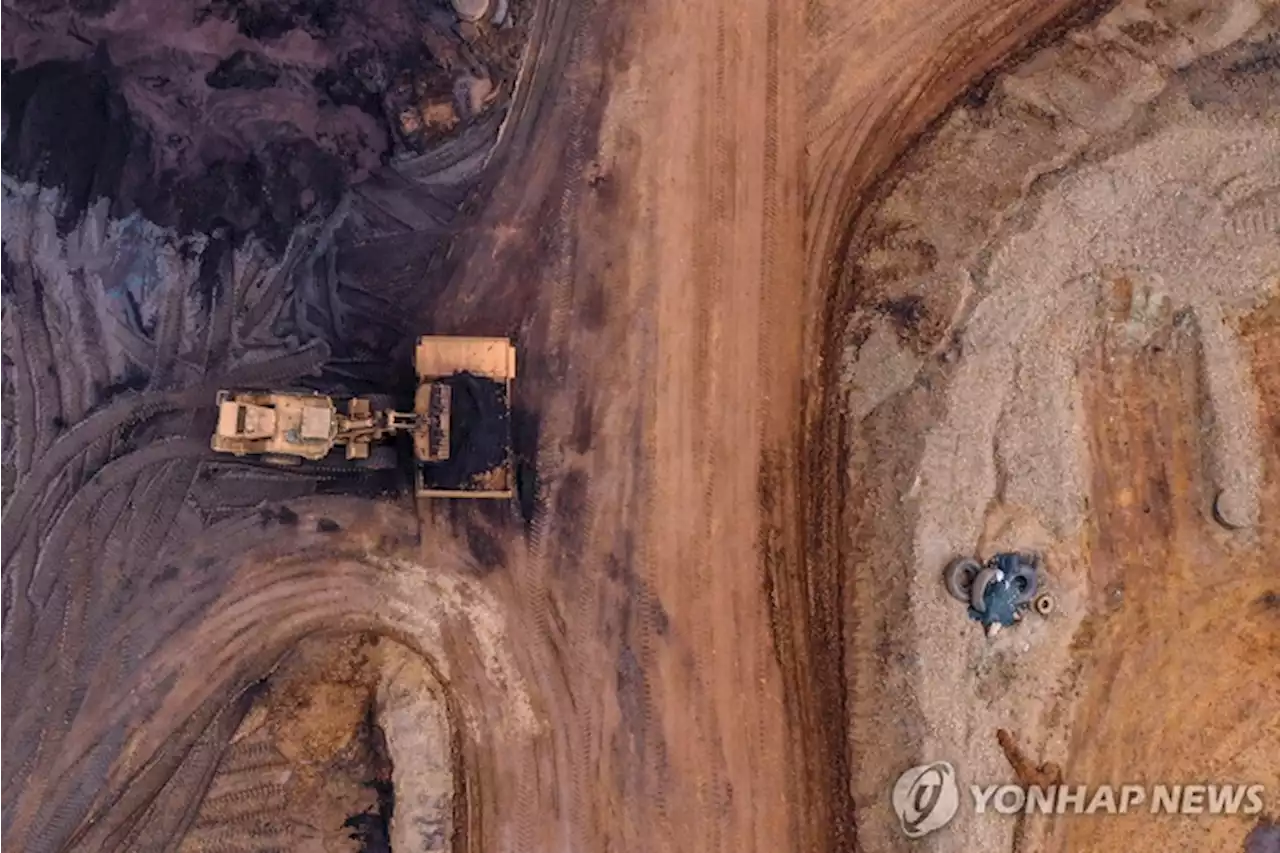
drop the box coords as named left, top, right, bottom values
left=415, top=382, right=452, bottom=462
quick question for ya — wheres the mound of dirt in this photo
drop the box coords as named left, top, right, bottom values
left=181, top=632, right=452, bottom=853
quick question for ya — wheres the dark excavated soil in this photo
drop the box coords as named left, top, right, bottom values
left=1, top=0, right=540, bottom=846
left=2, top=0, right=530, bottom=250
left=418, top=371, right=512, bottom=491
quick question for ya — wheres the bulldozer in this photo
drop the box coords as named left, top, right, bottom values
left=211, top=336, right=517, bottom=498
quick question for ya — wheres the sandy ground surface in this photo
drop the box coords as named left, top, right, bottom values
left=3, top=0, right=1277, bottom=852
left=834, top=3, right=1280, bottom=851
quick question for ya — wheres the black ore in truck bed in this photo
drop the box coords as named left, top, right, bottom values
left=418, top=371, right=511, bottom=490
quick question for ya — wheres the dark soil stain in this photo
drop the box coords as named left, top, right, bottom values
left=2, top=55, right=345, bottom=252
left=1255, top=590, right=1280, bottom=611
left=578, top=277, right=608, bottom=330
left=152, top=565, right=181, bottom=585
left=875, top=295, right=927, bottom=335
left=200, top=0, right=346, bottom=41
left=607, top=529, right=671, bottom=798
left=257, top=504, right=300, bottom=526
left=205, top=50, right=281, bottom=90
left=552, top=469, right=589, bottom=565
left=570, top=387, right=594, bottom=454
left=604, top=532, right=669, bottom=637
left=344, top=708, right=395, bottom=853
left=510, top=407, right=542, bottom=530
left=1119, top=19, right=1162, bottom=49
left=464, top=520, right=505, bottom=571
left=195, top=227, right=233, bottom=305
left=3, top=0, right=529, bottom=250
left=2, top=57, right=141, bottom=237
left=314, top=48, right=387, bottom=116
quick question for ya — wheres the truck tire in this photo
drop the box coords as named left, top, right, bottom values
left=970, top=566, right=1000, bottom=612
left=944, top=557, right=982, bottom=603
left=1007, top=561, right=1040, bottom=605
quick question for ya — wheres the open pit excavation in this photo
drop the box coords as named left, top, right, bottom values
left=3, top=0, right=1278, bottom=851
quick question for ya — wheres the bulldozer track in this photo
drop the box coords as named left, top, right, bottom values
left=191, top=782, right=291, bottom=825
left=116, top=460, right=203, bottom=585
left=148, top=283, right=188, bottom=392
left=214, top=741, right=288, bottom=778
left=5, top=305, right=40, bottom=478
left=23, top=440, right=209, bottom=601
left=9, top=267, right=64, bottom=464
left=79, top=273, right=120, bottom=417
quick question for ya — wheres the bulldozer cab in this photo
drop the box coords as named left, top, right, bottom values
left=211, top=390, right=339, bottom=461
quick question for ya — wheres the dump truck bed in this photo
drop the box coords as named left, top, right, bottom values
left=414, top=337, right=517, bottom=498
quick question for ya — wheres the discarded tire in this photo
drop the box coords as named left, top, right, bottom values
left=945, top=557, right=982, bottom=603
left=1033, top=593, right=1056, bottom=617
left=1006, top=560, right=1040, bottom=605
left=1212, top=490, right=1247, bottom=530
left=970, top=566, right=999, bottom=612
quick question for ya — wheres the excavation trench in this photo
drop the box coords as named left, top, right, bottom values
left=13, top=499, right=545, bottom=853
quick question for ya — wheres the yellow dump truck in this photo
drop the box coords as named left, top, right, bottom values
left=211, top=336, right=517, bottom=498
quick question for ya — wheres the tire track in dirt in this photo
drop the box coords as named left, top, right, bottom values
left=6, top=491, right=536, bottom=852
left=590, top=0, right=803, bottom=843
left=1, top=340, right=331, bottom=569
left=237, top=207, right=350, bottom=341
left=117, top=459, right=195, bottom=557
left=409, top=0, right=659, bottom=844
left=106, top=694, right=252, bottom=852
left=77, top=268, right=128, bottom=423
left=2, top=445, right=210, bottom=809
left=1055, top=289, right=1279, bottom=853
left=26, top=443, right=205, bottom=601
left=2, top=255, right=394, bottom=850
left=5, top=303, right=40, bottom=479
left=652, top=0, right=730, bottom=836
left=7, top=263, right=63, bottom=465
left=752, top=0, right=815, bottom=844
